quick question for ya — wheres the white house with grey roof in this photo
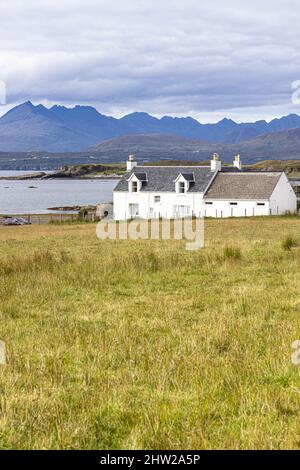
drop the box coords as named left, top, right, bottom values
left=113, top=154, right=297, bottom=219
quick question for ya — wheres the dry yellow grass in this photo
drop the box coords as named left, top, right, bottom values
left=0, top=217, right=300, bottom=449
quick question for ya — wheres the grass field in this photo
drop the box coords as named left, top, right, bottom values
left=1, top=217, right=300, bottom=449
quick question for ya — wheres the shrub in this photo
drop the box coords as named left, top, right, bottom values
left=223, top=245, right=242, bottom=260
left=282, top=236, right=297, bottom=251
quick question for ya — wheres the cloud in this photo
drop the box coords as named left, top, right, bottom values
left=0, top=0, right=300, bottom=121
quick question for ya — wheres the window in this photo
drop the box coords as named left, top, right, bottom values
left=129, top=204, right=139, bottom=217
left=178, top=182, right=185, bottom=193
left=131, top=181, right=138, bottom=192
left=154, top=195, right=161, bottom=203
left=229, top=202, right=238, bottom=206
left=257, top=202, right=265, bottom=206
left=174, top=205, right=190, bottom=217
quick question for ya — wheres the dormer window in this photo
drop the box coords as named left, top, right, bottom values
left=174, top=172, right=194, bottom=194
left=178, top=182, right=185, bottom=193
left=127, top=172, right=147, bottom=193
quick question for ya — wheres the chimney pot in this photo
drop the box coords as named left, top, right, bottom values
left=233, top=154, right=242, bottom=170
left=127, top=154, right=138, bottom=171
left=211, top=153, right=222, bottom=172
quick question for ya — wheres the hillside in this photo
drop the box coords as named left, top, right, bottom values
left=1, top=218, right=300, bottom=448
left=2, top=101, right=300, bottom=152
left=237, top=127, right=300, bottom=160
left=248, top=159, right=300, bottom=175
left=1, top=126, right=300, bottom=170
left=0, top=102, right=92, bottom=152
left=0, top=151, right=108, bottom=171
left=48, top=158, right=300, bottom=179
left=90, top=129, right=300, bottom=163
left=88, top=134, right=216, bottom=160
left=5, top=158, right=300, bottom=181
left=45, top=163, right=125, bottom=178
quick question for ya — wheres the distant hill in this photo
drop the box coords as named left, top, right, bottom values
left=2, top=128, right=300, bottom=170
left=1, top=101, right=300, bottom=152
left=248, top=159, right=300, bottom=175
left=89, top=129, right=300, bottom=163
left=88, top=134, right=218, bottom=161
left=236, top=127, right=300, bottom=161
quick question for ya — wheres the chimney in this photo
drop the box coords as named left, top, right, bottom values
left=127, top=154, right=137, bottom=171
left=211, top=153, right=222, bottom=172
left=233, top=154, right=242, bottom=170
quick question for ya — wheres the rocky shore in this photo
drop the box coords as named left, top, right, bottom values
left=0, top=163, right=125, bottom=180
left=0, top=172, right=48, bottom=180
left=47, top=205, right=96, bottom=212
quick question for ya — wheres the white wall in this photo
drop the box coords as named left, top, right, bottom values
left=114, top=191, right=274, bottom=219
left=269, top=173, right=297, bottom=215
left=203, top=199, right=270, bottom=218
left=113, top=191, right=204, bottom=220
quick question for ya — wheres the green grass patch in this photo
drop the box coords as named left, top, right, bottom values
left=282, top=236, right=298, bottom=251
left=1, top=217, right=300, bottom=449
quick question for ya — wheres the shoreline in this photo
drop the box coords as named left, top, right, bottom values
left=0, top=173, right=121, bottom=181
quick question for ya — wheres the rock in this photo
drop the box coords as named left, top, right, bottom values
left=96, top=202, right=113, bottom=219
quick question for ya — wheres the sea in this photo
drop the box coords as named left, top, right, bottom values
left=0, top=171, right=118, bottom=215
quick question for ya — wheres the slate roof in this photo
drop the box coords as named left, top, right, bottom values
left=204, top=172, right=281, bottom=200
left=114, top=166, right=215, bottom=193
left=180, top=172, right=195, bottom=182
left=131, top=172, right=148, bottom=181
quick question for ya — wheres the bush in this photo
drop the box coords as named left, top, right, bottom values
left=282, top=236, right=297, bottom=251
left=223, top=245, right=242, bottom=260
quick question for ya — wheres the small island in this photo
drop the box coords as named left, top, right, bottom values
left=0, top=163, right=125, bottom=180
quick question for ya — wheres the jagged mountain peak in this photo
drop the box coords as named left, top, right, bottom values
left=217, top=117, right=238, bottom=126
left=1, top=102, right=300, bottom=152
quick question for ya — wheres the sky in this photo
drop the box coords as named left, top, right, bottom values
left=0, top=0, right=300, bottom=122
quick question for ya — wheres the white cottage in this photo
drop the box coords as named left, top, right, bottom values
left=113, top=154, right=297, bottom=219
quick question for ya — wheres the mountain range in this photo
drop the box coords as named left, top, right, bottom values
left=1, top=101, right=300, bottom=152
left=1, top=127, right=300, bottom=171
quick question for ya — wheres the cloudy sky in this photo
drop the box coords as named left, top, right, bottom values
left=0, top=0, right=300, bottom=122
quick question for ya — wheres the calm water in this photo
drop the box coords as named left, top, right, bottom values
left=0, top=171, right=118, bottom=214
